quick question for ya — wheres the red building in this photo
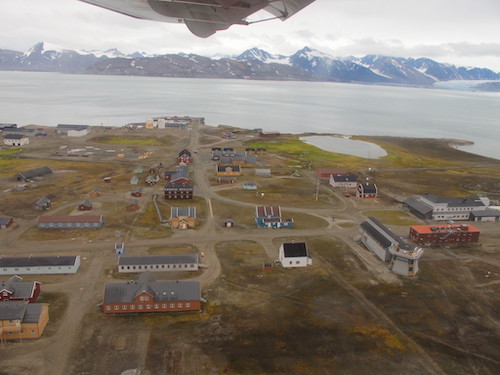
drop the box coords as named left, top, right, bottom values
left=102, top=275, right=201, bottom=314
left=0, top=276, right=41, bottom=303
left=0, top=217, right=14, bottom=229
left=164, top=183, right=193, bottom=200
left=178, top=149, right=192, bottom=164
left=409, top=224, right=480, bottom=245
left=259, top=131, right=280, bottom=137
left=356, top=183, right=378, bottom=198
left=316, top=168, right=348, bottom=179
left=78, top=200, right=93, bottom=211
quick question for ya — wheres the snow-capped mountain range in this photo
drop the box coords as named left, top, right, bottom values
left=1, top=42, right=499, bottom=87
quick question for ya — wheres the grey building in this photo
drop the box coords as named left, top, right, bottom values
left=16, top=166, right=52, bottom=182
left=403, top=194, right=490, bottom=221
left=0, top=256, right=81, bottom=275
left=360, top=217, right=424, bottom=277
left=117, top=254, right=199, bottom=273
left=37, top=215, right=104, bottom=229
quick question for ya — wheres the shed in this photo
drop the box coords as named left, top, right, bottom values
left=126, top=199, right=140, bottom=211
left=0, top=217, right=14, bottom=230
left=131, top=188, right=143, bottom=197
left=243, top=182, right=257, bottom=190
left=255, top=169, right=271, bottom=177
left=115, top=243, right=125, bottom=255
left=33, top=197, right=51, bottom=211
left=78, top=200, right=93, bottom=211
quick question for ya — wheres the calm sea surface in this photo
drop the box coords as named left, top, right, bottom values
left=1, top=71, right=499, bottom=159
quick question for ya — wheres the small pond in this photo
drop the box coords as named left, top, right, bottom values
left=300, top=135, right=388, bottom=159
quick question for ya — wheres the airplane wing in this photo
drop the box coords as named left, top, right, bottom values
left=79, top=0, right=316, bottom=38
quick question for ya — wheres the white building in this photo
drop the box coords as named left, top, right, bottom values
left=279, top=242, right=312, bottom=268
left=0, top=256, right=81, bottom=275
left=404, top=194, right=490, bottom=221
left=3, top=134, right=29, bottom=146
left=329, top=174, right=358, bottom=188
left=118, top=254, right=199, bottom=273
left=56, top=124, right=90, bottom=137
left=360, top=217, right=423, bottom=277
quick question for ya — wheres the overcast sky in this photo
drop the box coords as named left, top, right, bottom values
left=1, top=0, right=500, bottom=70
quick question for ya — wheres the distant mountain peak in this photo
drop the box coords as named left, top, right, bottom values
left=2, top=42, right=499, bottom=87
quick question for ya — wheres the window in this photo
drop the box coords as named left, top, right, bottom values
left=31, top=330, right=35, bottom=334
left=130, top=305, right=135, bottom=310
left=154, top=304, right=159, bottom=309
left=186, top=303, right=191, bottom=308
left=138, top=305, right=143, bottom=310
left=170, top=303, right=175, bottom=308
left=114, top=305, right=119, bottom=310
left=139, top=296, right=144, bottom=301
left=162, top=304, right=166, bottom=308
left=106, top=306, right=111, bottom=311
left=178, top=303, right=183, bottom=308
left=122, top=305, right=127, bottom=310
left=146, top=304, right=151, bottom=309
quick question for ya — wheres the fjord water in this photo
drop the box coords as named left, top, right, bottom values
left=1, top=71, right=499, bottom=159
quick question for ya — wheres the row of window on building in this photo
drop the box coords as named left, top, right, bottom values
left=105, top=302, right=191, bottom=311
left=120, top=264, right=196, bottom=271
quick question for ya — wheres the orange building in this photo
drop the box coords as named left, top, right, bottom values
left=168, top=207, right=196, bottom=229
left=216, top=165, right=242, bottom=177
left=0, top=302, right=49, bottom=342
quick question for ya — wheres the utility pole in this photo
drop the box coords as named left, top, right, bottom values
left=315, top=178, right=319, bottom=201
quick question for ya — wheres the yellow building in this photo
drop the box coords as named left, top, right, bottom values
left=0, top=302, right=49, bottom=342
left=216, top=165, right=242, bottom=177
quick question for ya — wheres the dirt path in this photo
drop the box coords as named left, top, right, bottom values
left=3, top=123, right=489, bottom=374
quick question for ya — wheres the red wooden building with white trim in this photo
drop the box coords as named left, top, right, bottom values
left=102, top=274, right=201, bottom=314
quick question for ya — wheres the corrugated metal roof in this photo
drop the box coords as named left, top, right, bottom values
left=0, top=276, right=37, bottom=299
left=404, top=198, right=433, bottom=215
left=17, top=166, right=52, bottom=180
left=23, top=303, right=44, bottom=323
left=171, top=207, right=196, bottom=218
left=103, top=279, right=200, bottom=304
left=118, top=254, right=198, bottom=266
left=256, top=206, right=281, bottom=218
left=0, top=256, right=79, bottom=267
left=0, top=301, right=27, bottom=320
left=37, top=215, right=103, bottom=223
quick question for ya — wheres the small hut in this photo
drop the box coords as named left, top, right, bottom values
left=78, top=200, right=93, bottom=211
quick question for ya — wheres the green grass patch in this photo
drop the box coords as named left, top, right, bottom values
left=246, top=136, right=366, bottom=169
left=362, top=210, right=421, bottom=226
left=0, top=148, right=23, bottom=156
